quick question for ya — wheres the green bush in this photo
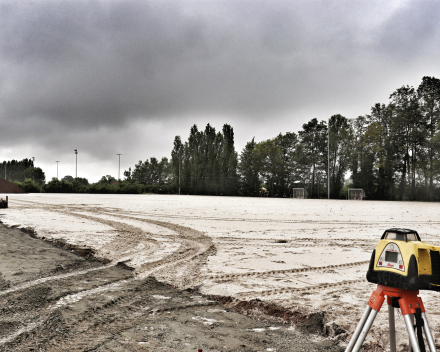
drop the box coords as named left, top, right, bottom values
left=42, top=177, right=175, bottom=195
left=44, top=178, right=75, bottom=193
left=14, top=179, right=41, bottom=193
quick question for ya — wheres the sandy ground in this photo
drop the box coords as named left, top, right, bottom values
left=0, top=223, right=345, bottom=352
left=1, top=193, right=440, bottom=351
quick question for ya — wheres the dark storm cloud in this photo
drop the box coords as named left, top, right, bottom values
left=377, top=1, right=440, bottom=62
left=0, top=1, right=414, bottom=123
left=1, top=0, right=440, bottom=180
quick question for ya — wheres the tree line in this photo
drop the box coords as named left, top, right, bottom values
left=350, top=76, right=440, bottom=201
left=119, top=123, right=238, bottom=195
left=2, top=76, right=439, bottom=200
left=0, top=159, right=45, bottom=185
left=170, top=123, right=238, bottom=195
left=160, top=76, right=440, bottom=200
left=156, top=76, right=439, bottom=200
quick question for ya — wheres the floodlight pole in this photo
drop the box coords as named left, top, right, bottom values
left=56, top=161, right=60, bottom=179
left=74, top=149, right=78, bottom=178
left=32, top=157, right=35, bottom=182
left=117, top=154, right=122, bottom=180
left=179, top=150, right=181, bottom=195
left=328, top=118, right=330, bottom=200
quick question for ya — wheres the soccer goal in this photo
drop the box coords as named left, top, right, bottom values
left=348, top=188, right=365, bottom=200
left=292, top=188, right=306, bottom=199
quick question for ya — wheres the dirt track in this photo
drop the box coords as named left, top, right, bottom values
left=0, top=223, right=344, bottom=351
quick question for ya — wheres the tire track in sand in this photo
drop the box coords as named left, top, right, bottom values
left=0, top=202, right=213, bottom=348
left=235, top=278, right=366, bottom=299
left=7, top=200, right=366, bottom=302
left=75, top=210, right=215, bottom=285
left=111, top=209, right=440, bottom=226
left=8, top=200, right=214, bottom=288
left=205, top=260, right=369, bottom=282
left=0, top=264, right=114, bottom=297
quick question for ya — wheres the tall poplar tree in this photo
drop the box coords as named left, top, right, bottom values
left=417, top=76, right=440, bottom=200
left=389, top=86, right=424, bottom=200
left=238, top=138, right=260, bottom=195
left=328, top=114, right=353, bottom=198
left=298, top=118, right=328, bottom=198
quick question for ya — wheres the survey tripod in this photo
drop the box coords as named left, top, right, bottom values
left=345, top=285, right=436, bottom=352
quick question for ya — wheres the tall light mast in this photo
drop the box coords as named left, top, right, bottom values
left=328, top=118, right=330, bottom=200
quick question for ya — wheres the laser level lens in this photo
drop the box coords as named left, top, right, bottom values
left=406, top=233, right=417, bottom=241
left=385, top=251, right=398, bottom=263
left=385, top=233, right=405, bottom=241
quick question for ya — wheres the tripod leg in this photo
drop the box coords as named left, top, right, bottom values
left=409, top=314, right=414, bottom=352
left=388, top=304, right=396, bottom=352
left=345, top=305, right=372, bottom=352
left=351, top=308, right=380, bottom=352
left=421, top=313, right=437, bottom=352
left=404, top=314, right=421, bottom=352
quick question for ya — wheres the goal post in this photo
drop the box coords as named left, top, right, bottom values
left=348, top=188, right=365, bottom=200
left=292, top=188, right=306, bottom=199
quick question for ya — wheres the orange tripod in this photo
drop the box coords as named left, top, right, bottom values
left=345, top=285, right=437, bottom=352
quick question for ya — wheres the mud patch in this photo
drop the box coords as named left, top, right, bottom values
left=6, top=286, right=52, bottom=312
left=0, top=321, right=19, bottom=338
left=116, top=260, right=136, bottom=271
left=210, top=295, right=307, bottom=324
left=19, top=225, right=108, bottom=262
left=45, top=238, right=103, bottom=260
left=298, top=311, right=326, bottom=335
left=0, top=274, right=9, bottom=290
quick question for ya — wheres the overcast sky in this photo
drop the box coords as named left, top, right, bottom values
left=1, top=0, right=440, bottom=182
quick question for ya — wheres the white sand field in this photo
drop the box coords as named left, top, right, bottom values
left=1, top=193, right=440, bottom=350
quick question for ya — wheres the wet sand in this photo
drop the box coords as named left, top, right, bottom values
left=1, top=194, right=440, bottom=351
left=0, top=222, right=343, bottom=351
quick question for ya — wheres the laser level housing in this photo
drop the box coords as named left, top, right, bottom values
left=366, top=228, right=440, bottom=291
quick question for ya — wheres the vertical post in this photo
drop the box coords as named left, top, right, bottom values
left=74, top=149, right=78, bottom=179
left=328, top=117, right=330, bottom=199
left=179, top=150, right=181, bottom=195
left=56, top=161, right=60, bottom=180
left=117, top=154, right=122, bottom=180
left=32, top=157, right=35, bottom=182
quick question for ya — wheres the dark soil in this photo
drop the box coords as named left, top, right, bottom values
left=0, top=179, right=26, bottom=193
left=0, top=222, right=344, bottom=351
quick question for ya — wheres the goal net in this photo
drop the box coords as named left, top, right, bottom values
left=348, top=188, right=365, bottom=200
left=292, top=188, right=306, bottom=199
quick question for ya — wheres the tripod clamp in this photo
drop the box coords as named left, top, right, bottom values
left=345, top=285, right=437, bottom=352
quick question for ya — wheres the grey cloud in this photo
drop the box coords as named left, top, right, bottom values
left=377, top=1, right=440, bottom=62
left=0, top=1, right=397, bottom=122
left=1, top=0, right=440, bottom=181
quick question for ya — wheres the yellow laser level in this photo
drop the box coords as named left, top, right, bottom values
left=366, top=228, right=440, bottom=291
left=346, top=228, right=440, bottom=352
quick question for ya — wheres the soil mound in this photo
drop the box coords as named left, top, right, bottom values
left=0, top=178, right=26, bottom=193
